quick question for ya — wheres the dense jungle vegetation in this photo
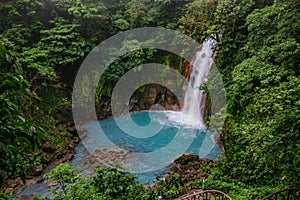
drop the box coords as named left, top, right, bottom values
left=0, top=0, right=299, bottom=199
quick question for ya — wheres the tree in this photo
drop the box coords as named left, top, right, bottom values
left=179, top=0, right=218, bottom=42
left=0, top=39, right=42, bottom=183
left=210, top=0, right=300, bottom=191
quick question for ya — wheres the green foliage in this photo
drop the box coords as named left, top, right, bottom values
left=237, top=77, right=299, bottom=186
left=67, top=0, right=106, bottom=20
left=0, top=0, right=189, bottom=193
left=0, top=40, right=42, bottom=183
left=20, top=17, right=87, bottom=79
left=92, top=167, right=142, bottom=199
left=179, top=0, right=218, bottom=42
left=43, top=162, right=215, bottom=200
left=177, top=0, right=300, bottom=196
left=117, top=0, right=189, bottom=29
left=227, top=57, right=284, bottom=115
left=213, top=0, right=272, bottom=83
left=208, top=0, right=300, bottom=194
left=44, top=163, right=80, bottom=186
left=61, top=0, right=110, bottom=45
left=44, top=163, right=146, bottom=200
left=0, top=0, right=45, bottom=31
left=1, top=23, right=39, bottom=48
left=96, top=41, right=157, bottom=99
left=206, top=176, right=280, bottom=199
left=1, top=0, right=299, bottom=197
left=0, top=0, right=110, bottom=92
left=44, top=163, right=101, bottom=200
left=0, top=192, right=13, bottom=200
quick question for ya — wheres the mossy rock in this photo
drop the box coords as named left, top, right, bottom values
left=173, top=153, right=200, bottom=165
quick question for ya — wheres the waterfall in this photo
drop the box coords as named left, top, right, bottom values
left=181, top=38, right=216, bottom=129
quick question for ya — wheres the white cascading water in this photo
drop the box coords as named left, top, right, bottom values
left=181, top=38, right=216, bottom=129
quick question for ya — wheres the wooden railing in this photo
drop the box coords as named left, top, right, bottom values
left=261, top=188, right=300, bottom=200
left=173, top=188, right=300, bottom=200
left=173, top=189, right=232, bottom=200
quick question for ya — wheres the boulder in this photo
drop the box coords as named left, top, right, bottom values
left=42, top=141, right=56, bottom=153
left=29, top=164, right=43, bottom=176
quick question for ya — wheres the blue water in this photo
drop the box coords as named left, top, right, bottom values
left=71, top=111, right=221, bottom=184
left=17, top=111, right=221, bottom=198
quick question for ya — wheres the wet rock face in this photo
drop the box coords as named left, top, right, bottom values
left=96, top=84, right=181, bottom=119
left=130, top=84, right=180, bottom=112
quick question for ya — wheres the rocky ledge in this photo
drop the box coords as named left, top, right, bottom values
left=153, top=153, right=215, bottom=192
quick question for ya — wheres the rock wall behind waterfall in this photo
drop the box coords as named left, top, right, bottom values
left=96, top=84, right=181, bottom=119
